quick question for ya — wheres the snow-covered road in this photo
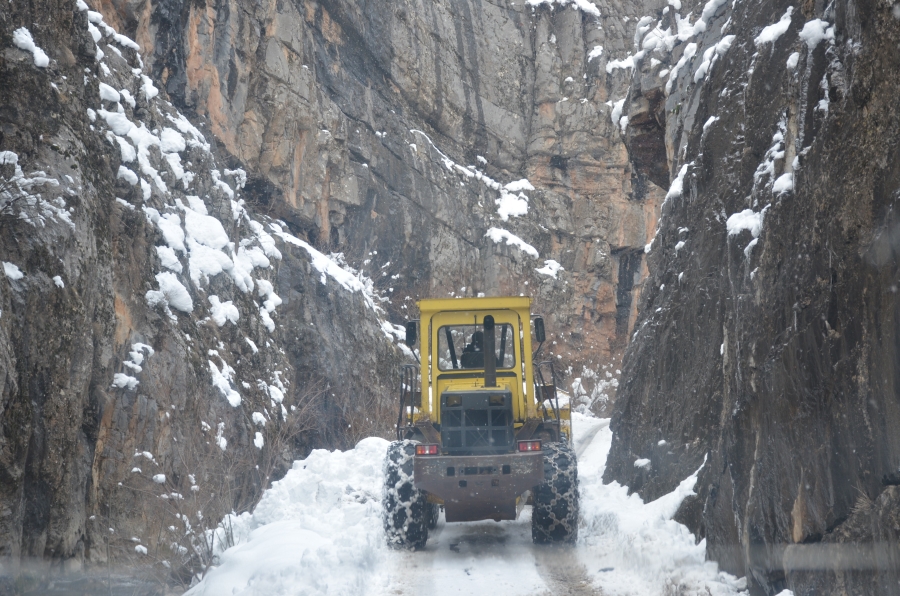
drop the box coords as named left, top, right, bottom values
left=187, top=414, right=747, bottom=596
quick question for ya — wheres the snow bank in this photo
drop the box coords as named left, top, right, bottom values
left=188, top=414, right=746, bottom=596
left=208, top=295, right=239, bottom=326
left=772, top=172, right=794, bottom=195
left=187, top=437, right=390, bottom=596
left=209, top=358, right=241, bottom=407
left=666, top=163, right=690, bottom=202
left=574, top=415, right=746, bottom=595
left=799, top=19, right=834, bottom=49
left=726, top=209, right=765, bottom=237
left=145, top=271, right=193, bottom=313
left=754, top=7, right=794, bottom=47
left=606, top=55, right=634, bottom=74
left=526, top=0, right=601, bottom=17
left=3, top=262, right=24, bottom=280
left=98, top=82, right=120, bottom=103
left=535, top=259, right=563, bottom=278
left=786, top=52, right=800, bottom=69
left=485, top=228, right=540, bottom=258
left=12, top=28, right=50, bottom=67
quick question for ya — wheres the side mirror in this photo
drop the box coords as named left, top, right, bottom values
left=533, top=317, right=546, bottom=343
left=405, top=321, right=417, bottom=347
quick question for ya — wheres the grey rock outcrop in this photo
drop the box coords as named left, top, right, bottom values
left=605, top=0, right=900, bottom=593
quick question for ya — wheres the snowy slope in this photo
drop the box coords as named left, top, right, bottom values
left=187, top=414, right=746, bottom=595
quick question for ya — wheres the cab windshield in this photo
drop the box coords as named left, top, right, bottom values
left=437, top=323, right=515, bottom=371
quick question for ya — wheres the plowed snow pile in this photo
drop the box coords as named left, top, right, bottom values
left=187, top=414, right=746, bottom=595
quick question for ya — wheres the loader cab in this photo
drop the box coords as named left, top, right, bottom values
left=396, top=296, right=570, bottom=451
left=425, top=299, right=534, bottom=431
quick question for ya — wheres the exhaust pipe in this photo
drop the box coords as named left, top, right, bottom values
left=483, top=315, right=496, bottom=387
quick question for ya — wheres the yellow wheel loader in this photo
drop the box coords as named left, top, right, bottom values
left=382, top=297, right=578, bottom=549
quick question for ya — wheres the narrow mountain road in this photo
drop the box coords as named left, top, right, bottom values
left=379, top=420, right=604, bottom=595
left=188, top=414, right=745, bottom=596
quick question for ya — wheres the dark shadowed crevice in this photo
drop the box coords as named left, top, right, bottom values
left=612, top=248, right=643, bottom=339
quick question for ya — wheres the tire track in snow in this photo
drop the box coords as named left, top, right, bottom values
left=533, top=546, right=601, bottom=595
left=530, top=418, right=607, bottom=595
left=575, top=417, right=608, bottom=458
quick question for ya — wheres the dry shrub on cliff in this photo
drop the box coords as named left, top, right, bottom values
left=110, top=382, right=324, bottom=589
left=316, top=387, right=397, bottom=448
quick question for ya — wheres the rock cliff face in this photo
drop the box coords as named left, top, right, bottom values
left=604, top=0, right=900, bottom=594
left=0, top=0, right=403, bottom=572
left=100, top=0, right=666, bottom=399
left=1, top=0, right=665, bottom=575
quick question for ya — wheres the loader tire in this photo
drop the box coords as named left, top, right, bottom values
left=532, top=442, right=579, bottom=544
left=382, top=440, right=431, bottom=549
left=426, top=501, right=439, bottom=530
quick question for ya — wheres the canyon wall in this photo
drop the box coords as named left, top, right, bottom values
left=0, top=0, right=403, bottom=570
left=0, top=0, right=663, bottom=572
left=103, top=0, right=666, bottom=395
left=604, top=0, right=900, bottom=594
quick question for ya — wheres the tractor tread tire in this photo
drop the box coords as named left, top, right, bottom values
left=532, top=442, right=579, bottom=544
left=382, top=440, right=433, bottom=549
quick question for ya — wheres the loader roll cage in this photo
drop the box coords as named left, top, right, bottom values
left=393, top=297, right=571, bottom=446
left=385, top=296, right=577, bottom=541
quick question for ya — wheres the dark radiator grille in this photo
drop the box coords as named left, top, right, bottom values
left=440, top=391, right=513, bottom=455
